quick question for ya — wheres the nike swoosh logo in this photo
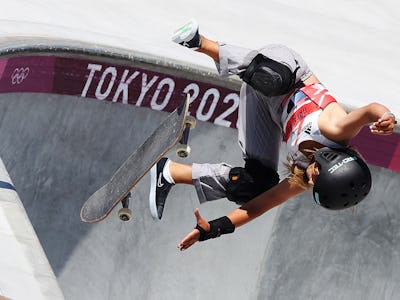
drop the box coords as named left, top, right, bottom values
left=157, top=173, right=164, bottom=188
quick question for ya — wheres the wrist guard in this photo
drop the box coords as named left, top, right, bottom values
left=196, top=216, right=235, bottom=241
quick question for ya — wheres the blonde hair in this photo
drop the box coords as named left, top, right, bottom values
left=285, top=146, right=362, bottom=190
left=284, top=157, right=311, bottom=190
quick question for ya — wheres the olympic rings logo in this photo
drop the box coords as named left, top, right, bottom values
left=11, top=67, right=30, bottom=85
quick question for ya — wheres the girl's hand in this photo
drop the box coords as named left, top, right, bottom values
left=178, top=209, right=210, bottom=251
left=370, top=112, right=397, bottom=135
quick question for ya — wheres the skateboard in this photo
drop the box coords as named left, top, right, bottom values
left=80, top=94, right=196, bottom=223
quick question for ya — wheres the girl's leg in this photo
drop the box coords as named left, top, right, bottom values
left=169, top=161, right=193, bottom=184
left=166, top=160, right=232, bottom=203
left=196, top=35, right=220, bottom=62
left=237, top=84, right=282, bottom=171
left=150, top=158, right=232, bottom=220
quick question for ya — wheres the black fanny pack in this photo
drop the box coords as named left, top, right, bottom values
left=239, top=53, right=300, bottom=97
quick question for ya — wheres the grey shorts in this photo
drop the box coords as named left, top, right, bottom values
left=193, top=43, right=313, bottom=203
left=192, top=163, right=232, bottom=203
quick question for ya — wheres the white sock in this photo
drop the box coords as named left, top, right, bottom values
left=163, top=160, right=175, bottom=184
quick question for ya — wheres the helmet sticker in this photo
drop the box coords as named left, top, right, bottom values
left=328, top=156, right=357, bottom=174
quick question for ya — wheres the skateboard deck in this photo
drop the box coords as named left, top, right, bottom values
left=80, top=94, right=191, bottom=223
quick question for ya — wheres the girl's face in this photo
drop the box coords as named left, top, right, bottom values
left=305, top=161, right=320, bottom=186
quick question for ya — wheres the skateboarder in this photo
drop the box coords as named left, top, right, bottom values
left=149, top=19, right=397, bottom=251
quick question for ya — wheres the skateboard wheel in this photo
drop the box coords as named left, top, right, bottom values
left=118, top=207, right=132, bottom=222
left=185, top=116, right=196, bottom=129
left=176, top=144, right=191, bottom=158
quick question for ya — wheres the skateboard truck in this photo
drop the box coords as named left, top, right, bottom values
left=176, top=116, right=196, bottom=158
left=118, top=192, right=132, bottom=221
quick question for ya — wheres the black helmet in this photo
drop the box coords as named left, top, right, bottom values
left=312, top=147, right=372, bottom=210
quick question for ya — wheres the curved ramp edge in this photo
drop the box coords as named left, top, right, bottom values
left=0, top=157, right=65, bottom=300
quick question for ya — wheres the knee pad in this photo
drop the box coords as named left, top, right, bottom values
left=239, top=53, right=300, bottom=97
left=226, top=159, right=279, bottom=205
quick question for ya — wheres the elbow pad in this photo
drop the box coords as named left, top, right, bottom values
left=196, top=216, right=235, bottom=241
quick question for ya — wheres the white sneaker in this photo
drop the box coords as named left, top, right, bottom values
left=172, top=19, right=202, bottom=50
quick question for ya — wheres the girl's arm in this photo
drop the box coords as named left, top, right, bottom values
left=322, top=102, right=396, bottom=141
left=178, top=178, right=304, bottom=251
left=227, top=178, right=304, bottom=227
